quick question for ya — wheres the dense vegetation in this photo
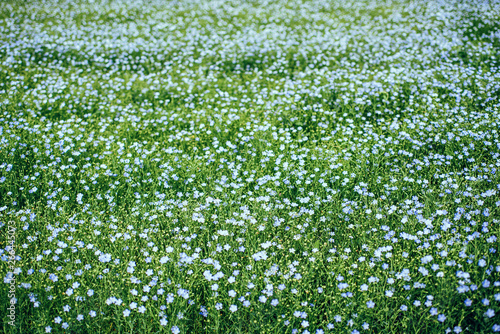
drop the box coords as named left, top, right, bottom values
left=0, top=0, right=499, bottom=333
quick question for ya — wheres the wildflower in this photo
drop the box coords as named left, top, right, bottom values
left=485, top=309, right=495, bottom=318
left=99, top=253, right=112, bottom=263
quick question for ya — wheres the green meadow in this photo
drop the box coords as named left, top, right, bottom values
left=0, top=0, right=499, bottom=333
